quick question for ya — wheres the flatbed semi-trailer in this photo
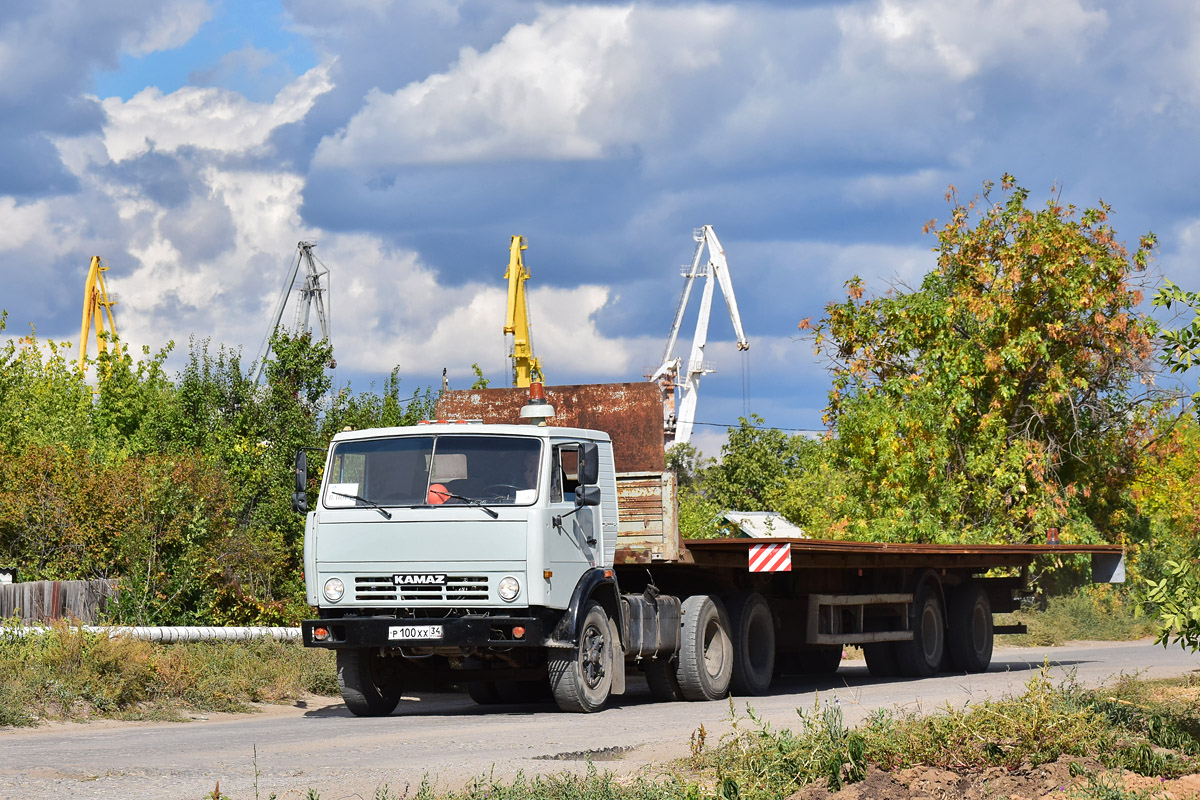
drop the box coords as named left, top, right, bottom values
left=295, top=383, right=1123, bottom=714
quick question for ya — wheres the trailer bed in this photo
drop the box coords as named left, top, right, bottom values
left=680, top=538, right=1125, bottom=576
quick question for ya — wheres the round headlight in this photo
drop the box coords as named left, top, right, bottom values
left=497, top=576, right=520, bottom=602
left=323, top=577, right=345, bottom=603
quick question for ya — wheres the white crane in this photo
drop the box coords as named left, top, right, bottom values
left=649, top=225, right=749, bottom=447
left=254, top=241, right=332, bottom=383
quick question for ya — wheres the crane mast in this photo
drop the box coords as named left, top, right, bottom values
left=504, top=235, right=544, bottom=387
left=649, top=225, right=749, bottom=447
left=78, top=255, right=118, bottom=372
left=254, top=241, right=332, bottom=383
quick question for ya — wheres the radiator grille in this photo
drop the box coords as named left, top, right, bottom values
left=353, top=575, right=489, bottom=602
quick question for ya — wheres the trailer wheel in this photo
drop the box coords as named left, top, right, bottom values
left=894, top=579, right=946, bottom=678
left=726, top=592, right=775, bottom=695
left=677, top=594, right=733, bottom=701
left=863, top=643, right=900, bottom=677
left=466, top=681, right=502, bottom=705
left=337, top=648, right=403, bottom=717
left=548, top=600, right=613, bottom=712
left=643, top=657, right=684, bottom=702
left=947, top=582, right=993, bottom=673
left=794, top=645, right=842, bottom=676
left=497, top=679, right=549, bottom=704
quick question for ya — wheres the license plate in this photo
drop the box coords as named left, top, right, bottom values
left=388, top=625, right=443, bottom=641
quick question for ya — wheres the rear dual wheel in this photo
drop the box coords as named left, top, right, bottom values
left=677, top=594, right=735, bottom=701
left=947, top=582, right=993, bottom=673
left=726, top=592, right=775, bottom=695
left=894, top=578, right=946, bottom=678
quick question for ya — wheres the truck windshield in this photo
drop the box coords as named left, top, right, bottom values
left=323, top=435, right=542, bottom=509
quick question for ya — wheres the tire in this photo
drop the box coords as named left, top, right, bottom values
left=794, top=645, right=842, bottom=676
left=863, top=643, right=900, bottom=677
left=643, top=657, right=684, bottom=702
left=947, top=582, right=993, bottom=673
left=677, top=594, right=734, bottom=701
left=496, top=680, right=546, bottom=704
left=894, top=578, right=946, bottom=678
left=548, top=600, right=614, bottom=713
left=337, top=648, right=403, bottom=717
left=466, top=681, right=502, bottom=705
left=726, top=592, right=775, bottom=695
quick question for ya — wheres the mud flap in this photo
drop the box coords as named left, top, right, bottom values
left=608, top=617, right=626, bottom=695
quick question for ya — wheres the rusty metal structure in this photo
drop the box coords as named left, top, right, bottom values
left=436, top=382, right=665, bottom=473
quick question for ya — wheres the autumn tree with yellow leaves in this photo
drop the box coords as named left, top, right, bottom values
left=809, top=176, right=1160, bottom=545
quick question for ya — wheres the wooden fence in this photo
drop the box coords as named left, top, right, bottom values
left=0, top=580, right=117, bottom=623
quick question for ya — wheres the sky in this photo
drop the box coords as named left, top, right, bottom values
left=3, top=0, right=1200, bottom=457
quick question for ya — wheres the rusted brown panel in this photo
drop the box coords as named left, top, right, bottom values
left=436, top=383, right=665, bottom=473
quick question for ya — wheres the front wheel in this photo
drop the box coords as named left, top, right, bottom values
left=548, top=600, right=613, bottom=712
left=337, top=648, right=403, bottom=717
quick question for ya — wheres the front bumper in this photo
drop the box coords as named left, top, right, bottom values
left=301, top=614, right=547, bottom=649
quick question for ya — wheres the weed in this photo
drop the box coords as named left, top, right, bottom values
left=1069, top=773, right=1159, bottom=799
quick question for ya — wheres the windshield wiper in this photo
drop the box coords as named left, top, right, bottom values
left=331, top=491, right=393, bottom=519
left=428, top=490, right=499, bottom=519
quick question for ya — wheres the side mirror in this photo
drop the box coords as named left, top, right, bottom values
left=577, top=442, right=599, bottom=486
left=292, top=449, right=308, bottom=514
left=294, top=449, right=308, bottom=493
left=574, top=484, right=601, bottom=508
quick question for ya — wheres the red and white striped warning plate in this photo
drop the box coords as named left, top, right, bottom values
left=748, top=543, right=791, bottom=572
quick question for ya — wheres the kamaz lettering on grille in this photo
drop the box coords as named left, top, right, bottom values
left=393, top=574, right=448, bottom=586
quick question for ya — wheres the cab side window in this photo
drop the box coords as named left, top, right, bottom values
left=551, top=445, right=580, bottom=503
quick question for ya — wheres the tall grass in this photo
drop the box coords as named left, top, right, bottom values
left=0, top=623, right=336, bottom=726
left=998, top=587, right=1157, bottom=646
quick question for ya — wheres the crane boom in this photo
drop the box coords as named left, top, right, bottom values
left=503, top=235, right=544, bottom=387
left=649, top=225, right=749, bottom=447
left=78, top=255, right=118, bottom=372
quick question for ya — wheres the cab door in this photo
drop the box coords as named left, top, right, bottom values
left=544, top=442, right=598, bottom=603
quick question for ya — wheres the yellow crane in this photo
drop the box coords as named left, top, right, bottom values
left=503, top=235, right=544, bottom=387
left=77, top=256, right=118, bottom=372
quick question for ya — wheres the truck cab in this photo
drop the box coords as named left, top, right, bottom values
left=299, top=422, right=630, bottom=714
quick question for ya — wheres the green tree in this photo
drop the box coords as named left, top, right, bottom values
left=1139, top=282, right=1200, bottom=651
left=811, top=176, right=1159, bottom=544
left=0, top=316, right=435, bottom=625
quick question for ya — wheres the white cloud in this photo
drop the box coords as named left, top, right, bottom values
left=98, top=62, right=334, bottom=161
left=837, top=0, right=1108, bottom=81
left=120, top=0, right=212, bottom=57
left=29, top=54, right=659, bottom=387
left=313, top=5, right=732, bottom=168
left=0, top=198, right=55, bottom=253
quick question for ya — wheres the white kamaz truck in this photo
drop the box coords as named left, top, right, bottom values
left=297, top=383, right=1125, bottom=715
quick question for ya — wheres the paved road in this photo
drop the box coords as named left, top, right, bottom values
left=1, top=640, right=1196, bottom=800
